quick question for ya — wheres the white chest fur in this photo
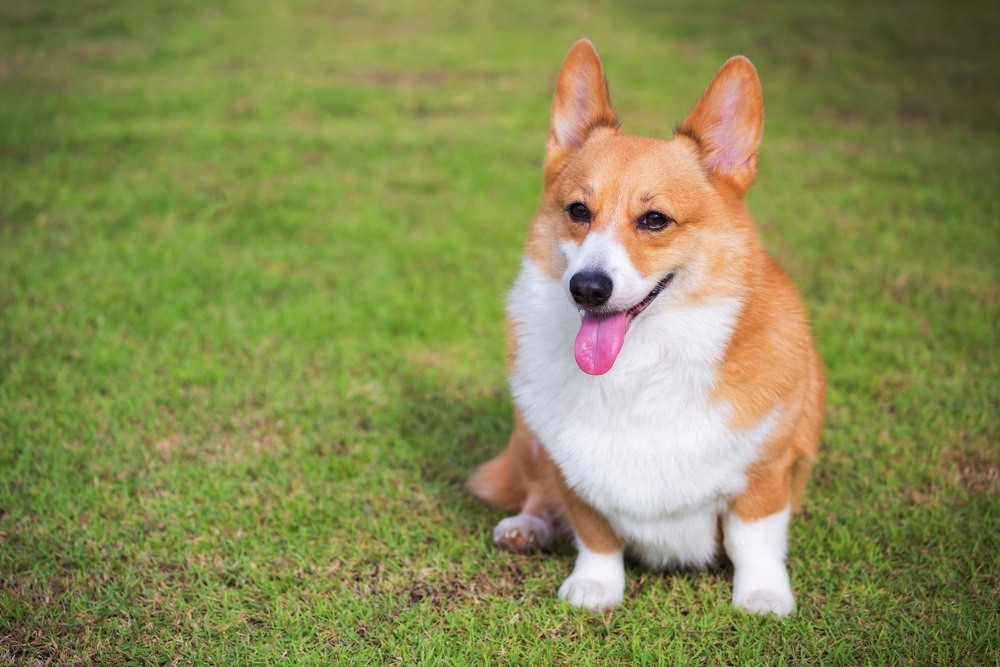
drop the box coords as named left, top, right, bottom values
left=508, top=259, right=778, bottom=568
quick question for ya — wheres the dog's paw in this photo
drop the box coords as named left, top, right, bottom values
left=734, top=588, right=795, bottom=617
left=492, top=514, right=553, bottom=554
left=557, top=575, right=624, bottom=611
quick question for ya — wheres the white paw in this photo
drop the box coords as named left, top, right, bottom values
left=492, top=514, right=553, bottom=553
left=557, top=575, right=624, bottom=611
left=734, top=588, right=795, bottom=617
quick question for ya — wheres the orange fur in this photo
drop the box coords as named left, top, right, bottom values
left=555, top=471, right=623, bottom=554
left=466, top=408, right=567, bottom=527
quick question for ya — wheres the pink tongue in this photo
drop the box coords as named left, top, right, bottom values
left=574, top=311, right=628, bottom=375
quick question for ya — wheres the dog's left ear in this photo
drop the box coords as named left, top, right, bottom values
left=676, top=56, right=763, bottom=194
left=544, top=39, right=619, bottom=186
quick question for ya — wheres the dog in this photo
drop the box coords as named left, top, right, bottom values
left=467, top=39, right=825, bottom=616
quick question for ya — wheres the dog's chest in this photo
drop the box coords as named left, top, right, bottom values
left=508, top=261, right=774, bottom=523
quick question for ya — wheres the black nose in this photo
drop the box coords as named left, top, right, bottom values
left=570, top=270, right=613, bottom=308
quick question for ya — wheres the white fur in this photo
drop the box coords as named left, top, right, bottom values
left=557, top=540, right=625, bottom=610
left=724, top=506, right=794, bottom=616
left=508, top=257, right=784, bottom=609
left=560, top=221, right=659, bottom=314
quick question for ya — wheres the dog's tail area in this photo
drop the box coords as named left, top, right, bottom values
left=466, top=446, right=526, bottom=512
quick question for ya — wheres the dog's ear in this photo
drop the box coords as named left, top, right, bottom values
left=676, top=56, right=763, bottom=194
left=544, top=39, right=619, bottom=186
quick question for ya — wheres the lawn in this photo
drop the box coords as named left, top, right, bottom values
left=1, top=0, right=997, bottom=664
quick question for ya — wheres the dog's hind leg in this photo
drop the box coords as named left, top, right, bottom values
left=467, top=409, right=567, bottom=553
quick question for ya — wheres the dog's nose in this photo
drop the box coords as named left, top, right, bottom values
left=570, top=270, right=613, bottom=308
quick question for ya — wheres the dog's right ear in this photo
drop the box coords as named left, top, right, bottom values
left=544, top=39, right=619, bottom=186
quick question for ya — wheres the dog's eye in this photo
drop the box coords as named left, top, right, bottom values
left=566, top=202, right=592, bottom=223
left=638, top=211, right=673, bottom=231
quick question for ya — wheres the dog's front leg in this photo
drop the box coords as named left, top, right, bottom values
left=558, top=539, right=625, bottom=611
left=556, top=474, right=625, bottom=611
left=723, top=504, right=794, bottom=617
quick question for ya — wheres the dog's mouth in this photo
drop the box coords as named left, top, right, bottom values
left=574, top=272, right=675, bottom=376
left=626, top=272, right=674, bottom=319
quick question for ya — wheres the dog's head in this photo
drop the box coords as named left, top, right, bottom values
left=525, top=40, right=765, bottom=375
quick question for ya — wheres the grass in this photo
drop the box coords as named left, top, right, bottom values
left=1, top=0, right=997, bottom=664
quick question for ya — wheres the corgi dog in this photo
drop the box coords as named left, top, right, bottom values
left=467, top=40, right=825, bottom=616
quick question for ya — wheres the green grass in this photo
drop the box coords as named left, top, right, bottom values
left=1, top=0, right=997, bottom=664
